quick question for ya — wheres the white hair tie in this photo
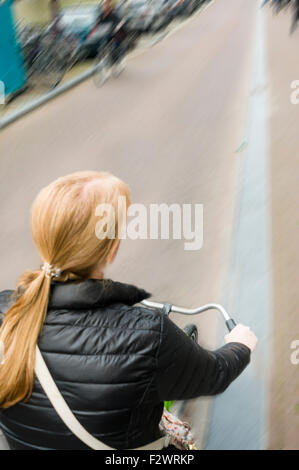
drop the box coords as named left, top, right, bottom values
left=41, top=262, right=62, bottom=279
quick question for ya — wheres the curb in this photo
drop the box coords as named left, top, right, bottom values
left=0, top=65, right=96, bottom=130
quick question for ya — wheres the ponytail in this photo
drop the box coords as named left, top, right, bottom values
left=0, top=170, right=130, bottom=408
left=0, top=269, right=51, bottom=408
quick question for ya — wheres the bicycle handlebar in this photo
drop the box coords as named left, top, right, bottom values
left=141, top=300, right=237, bottom=332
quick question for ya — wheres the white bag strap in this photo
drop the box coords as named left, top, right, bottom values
left=35, top=346, right=166, bottom=451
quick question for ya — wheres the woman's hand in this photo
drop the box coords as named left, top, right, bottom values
left=224, top=324, right=258, bottom=352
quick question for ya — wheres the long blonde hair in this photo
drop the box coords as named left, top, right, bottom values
left=0, top=171, right=130, bottom=408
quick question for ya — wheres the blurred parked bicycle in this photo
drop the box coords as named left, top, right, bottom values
left=19, top=22, right=84, bottom=90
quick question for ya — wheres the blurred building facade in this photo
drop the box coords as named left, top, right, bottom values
left=14, top=0, right=103, bottom=26
left=0, top=0, right=26, bottom=98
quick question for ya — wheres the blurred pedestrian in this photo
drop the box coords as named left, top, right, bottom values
left=96, top=0, right=129, bottom=75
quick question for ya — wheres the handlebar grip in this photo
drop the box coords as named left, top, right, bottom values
left=225, top=318, right=237, bottom=332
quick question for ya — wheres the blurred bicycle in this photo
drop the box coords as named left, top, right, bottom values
left=91, top=21, right=136, bottom=87
left=19, top=23, right=83, bottom=90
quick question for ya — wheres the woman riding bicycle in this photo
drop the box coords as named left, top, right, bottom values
left=0, top=171, right=257, bottom=450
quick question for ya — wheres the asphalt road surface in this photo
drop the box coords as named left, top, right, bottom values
left=1, top=0, right=297, bottom=450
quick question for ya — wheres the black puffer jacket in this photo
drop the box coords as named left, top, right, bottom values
left=0, top=279, right=250, bottom=450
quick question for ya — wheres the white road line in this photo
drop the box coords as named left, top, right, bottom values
left=207, top=2, right=272, bottom=450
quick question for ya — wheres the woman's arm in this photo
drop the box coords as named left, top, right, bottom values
left=155, top=314, right=251, bottom=401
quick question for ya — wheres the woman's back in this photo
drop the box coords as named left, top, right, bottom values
left=0, top=280, right=165, bottom=450
left=0, top=278, right=252, bottom=450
